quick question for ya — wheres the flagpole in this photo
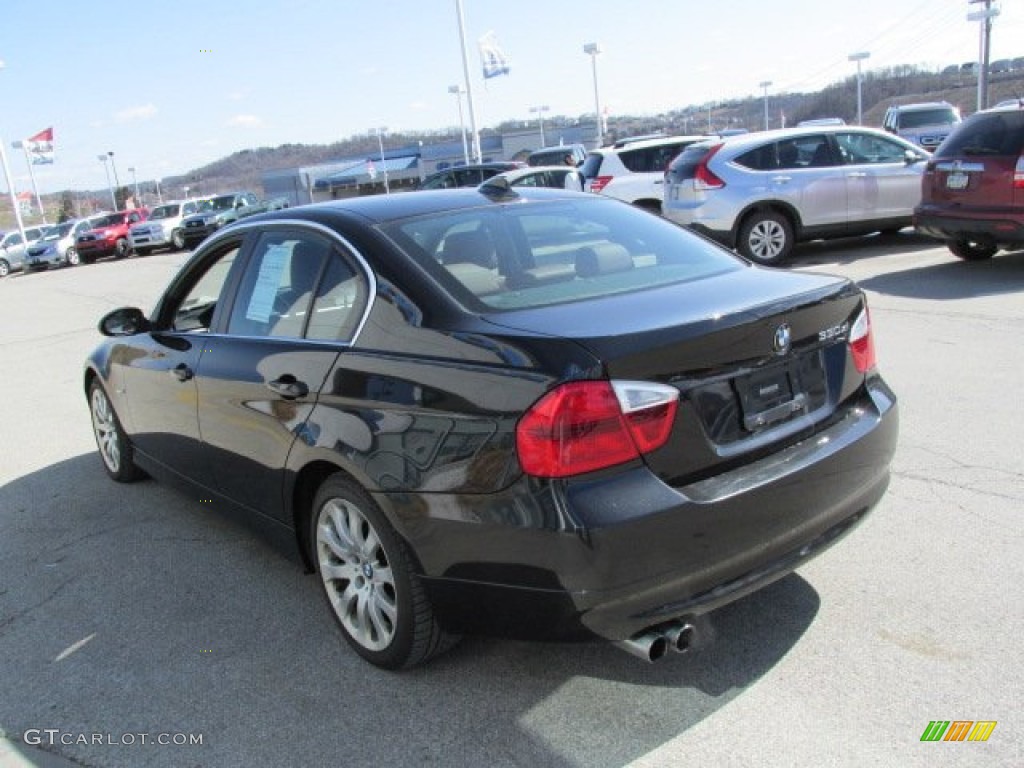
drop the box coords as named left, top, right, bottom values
left=455, top=0, right=482, bottom=163
left=0, top=134, right=28, bottom=244
left=13, top=141, right=47, bottom=224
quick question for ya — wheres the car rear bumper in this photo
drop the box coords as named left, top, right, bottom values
left=914, top=205, right=1024, bottom=244
left=397, top=376, right=898, bottom=643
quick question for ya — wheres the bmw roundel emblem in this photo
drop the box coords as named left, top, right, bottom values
left=772, top=323, right=792, bottom=355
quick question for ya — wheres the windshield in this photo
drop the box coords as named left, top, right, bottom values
left=199, top=196, right=236, bottom=212
left=150, top=204, right=180, bottom=219
left=91, top=213, right=126, bottom=228
left=901, top=108, right=958, bottom=129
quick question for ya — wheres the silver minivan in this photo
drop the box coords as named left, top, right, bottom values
left=662, top=126, right=929, bottom=264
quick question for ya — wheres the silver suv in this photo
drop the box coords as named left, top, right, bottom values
left=580, top=135, right=708, bottom=213
left=662, top=126, right=928, bottom=264
left=129, top=198, right=205, bottom=254
left=882, top=101, right=961, bottom=152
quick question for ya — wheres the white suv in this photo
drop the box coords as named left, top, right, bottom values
left=580, top=135, right=709, bottom=213
left=129, top=198, right=205, bottom=254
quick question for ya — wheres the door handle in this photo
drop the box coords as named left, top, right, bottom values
left=847, top=172, right=868, bottom=178
left=266, top=374, right=309, bottom=400
left=771, top=175, right=792, bottom=184
left=171, top=363, right=193, bottom=382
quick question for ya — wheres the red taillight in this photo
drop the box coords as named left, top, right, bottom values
left=849, top=306, right=876, bottom=373
left=1013, top=156, right=1024, bottom=189
left=694, top=144, right=726, bottom=190
left=516, top=380, right=679, bottom=478
left=589, top=175, right=613, bottom=194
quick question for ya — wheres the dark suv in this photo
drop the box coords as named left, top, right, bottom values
left=914, top=104, right=1024, bottom=260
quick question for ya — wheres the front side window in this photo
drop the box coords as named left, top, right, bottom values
left=170, top=242, right=242, bottom=332
left=837, top=133, right=913, bottom=164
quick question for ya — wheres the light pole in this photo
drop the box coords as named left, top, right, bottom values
left=0, top=58, right=28, bottom=243
left=127, top=166, right=140, bottom=205
left=848, top=51, right=870, bottom=125
left=155, top=178, right=163, bottom=204
left=583, top=43, right=603, bottom=149
left=107, top=151, right=121, bottom=207
left=759, top=81, right=772, bottom=131
left=98, top=155, right=116, bottom=210
left=448, top=85, right=470, bottom=166
left=373, top=126, right=389, bottom=194
left=529, top=105, right=550, bottom=148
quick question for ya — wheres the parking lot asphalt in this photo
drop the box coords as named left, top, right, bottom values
left=0, top=236, right=1021, bottom=768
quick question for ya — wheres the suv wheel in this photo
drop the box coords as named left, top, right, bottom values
left=171, top=229, right=186, bottom=251
left=737, top=210, right=794, bottom=265
left=948, top=239, right=997, bottom=261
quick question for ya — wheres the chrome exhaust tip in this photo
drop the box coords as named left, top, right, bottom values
left=614, top=630, right=670, bottom=663
left=665, top=622, right=696, bottom=654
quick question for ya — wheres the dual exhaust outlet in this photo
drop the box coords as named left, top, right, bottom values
left=615, top=621, right=696, bottom=663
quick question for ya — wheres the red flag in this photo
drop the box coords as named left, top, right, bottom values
left=28, top=127, right=53, bottom=143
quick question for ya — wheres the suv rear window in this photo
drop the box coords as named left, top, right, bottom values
left=666, top=144, right=716, bottom=181
left=936, top=111, right=1024, bottom=157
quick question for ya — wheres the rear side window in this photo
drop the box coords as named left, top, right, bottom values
left=619, top=142, right=690, bottom=173
left=579, top=152, right=604, bottom=179
left=936, top=112, right=1024, bottom=157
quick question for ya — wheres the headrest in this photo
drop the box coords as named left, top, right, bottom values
left=440, top=230, right=496, bottom=268
left=575, top=243, right=633, bottom=278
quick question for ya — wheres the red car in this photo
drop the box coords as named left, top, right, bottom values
left=75, top=209, right=149, bottom=264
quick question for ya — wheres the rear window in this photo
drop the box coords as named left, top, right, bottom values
left=579, top=152, right=604, bottom=179
left=666, top=144, right=715, bottom=182
left=383, top=197, right=742, bottom=311
left=936, top=111, right=1024, bottom=158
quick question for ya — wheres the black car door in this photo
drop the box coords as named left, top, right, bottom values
left=118, top=235, right=246, bottom=488
left=195, top=226, right=370, bottom=523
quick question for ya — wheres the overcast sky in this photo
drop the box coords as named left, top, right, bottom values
left=2, top=0, right=1021, bottom=195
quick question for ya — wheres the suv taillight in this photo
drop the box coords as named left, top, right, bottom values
left=516, top=380, right=679, bottom=478
left=1014, top=156, right=1024, bottom=189
left=589, top=175, right=613, bottom=193
left=694, top=144, right=726, bottom=190
left=849, top=306, right=876, bottom=374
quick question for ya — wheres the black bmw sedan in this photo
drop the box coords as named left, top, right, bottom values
left=84, top=187, right=897, bottom=669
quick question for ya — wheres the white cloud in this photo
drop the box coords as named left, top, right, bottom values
left=115, top=104, right=158, bottom=122
left=226, top=114, right=262, bottom=127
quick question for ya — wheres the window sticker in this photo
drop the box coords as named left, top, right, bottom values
left=245, top=244, right=290, bottom=322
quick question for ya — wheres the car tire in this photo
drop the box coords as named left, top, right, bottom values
left=171, top=229, right=186, bottom=251
left=0, top=258, right=9, bottom=278
left=66, top=247, right=80, bottom=266
left=737, top=210, right=794, bottom=265
left=88, top=380, right=143, bottom=483
left=114, top=239, right=130, bottom=259
left=311, top=474, right=458, bottom=669
left=948, top=239, right=997, bottom=261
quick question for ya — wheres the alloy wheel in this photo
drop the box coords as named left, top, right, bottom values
left=90, top=387, right=121, bottom=474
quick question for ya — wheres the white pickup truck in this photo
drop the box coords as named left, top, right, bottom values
left=128, top=198, right=206, bottom=255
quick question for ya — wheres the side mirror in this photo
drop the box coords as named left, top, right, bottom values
left=99, top=307, right=150, bottom=336
left=905, top=150, right=924, bottom=165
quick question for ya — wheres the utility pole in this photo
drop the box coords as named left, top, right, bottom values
left=968, top=0, right=999, bottom=110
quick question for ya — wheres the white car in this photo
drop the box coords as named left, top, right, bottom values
left=579, top=135, right=710, bottom=213
left=128, top=198, right=205, bottom=254
left=481, top=165, right=581, bottom=191
left=0, top=225, right=51, bottom=277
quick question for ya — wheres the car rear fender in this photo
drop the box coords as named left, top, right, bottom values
left=733, top=201, right=804, bottom=243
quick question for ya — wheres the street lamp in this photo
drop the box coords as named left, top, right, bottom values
left=848, top=51, right=870, bottom=125
left=583, top=43, right=603, bottom=149
left=448, top=85, right=470, bottom=166
left=529, top=105, right=550, bottom=148
left=759, top=81, right=772, bottom=131
left=155, top=178, right=163, bottom=204
left=107, top=151, right=122, bottom=207
left=98, top=154, right=116, bottom=210
left=127, top=166, right=140, bottom=205
left=968, top=1, right=1000, bottom=110
left=372, top=126, right=389, bottom=194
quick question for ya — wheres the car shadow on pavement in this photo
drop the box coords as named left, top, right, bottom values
left=857, top=248, right=1024, bottom=300
left=0, top=454, right=821, bottom=768
left=785, top=230, right=941, bottom=268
